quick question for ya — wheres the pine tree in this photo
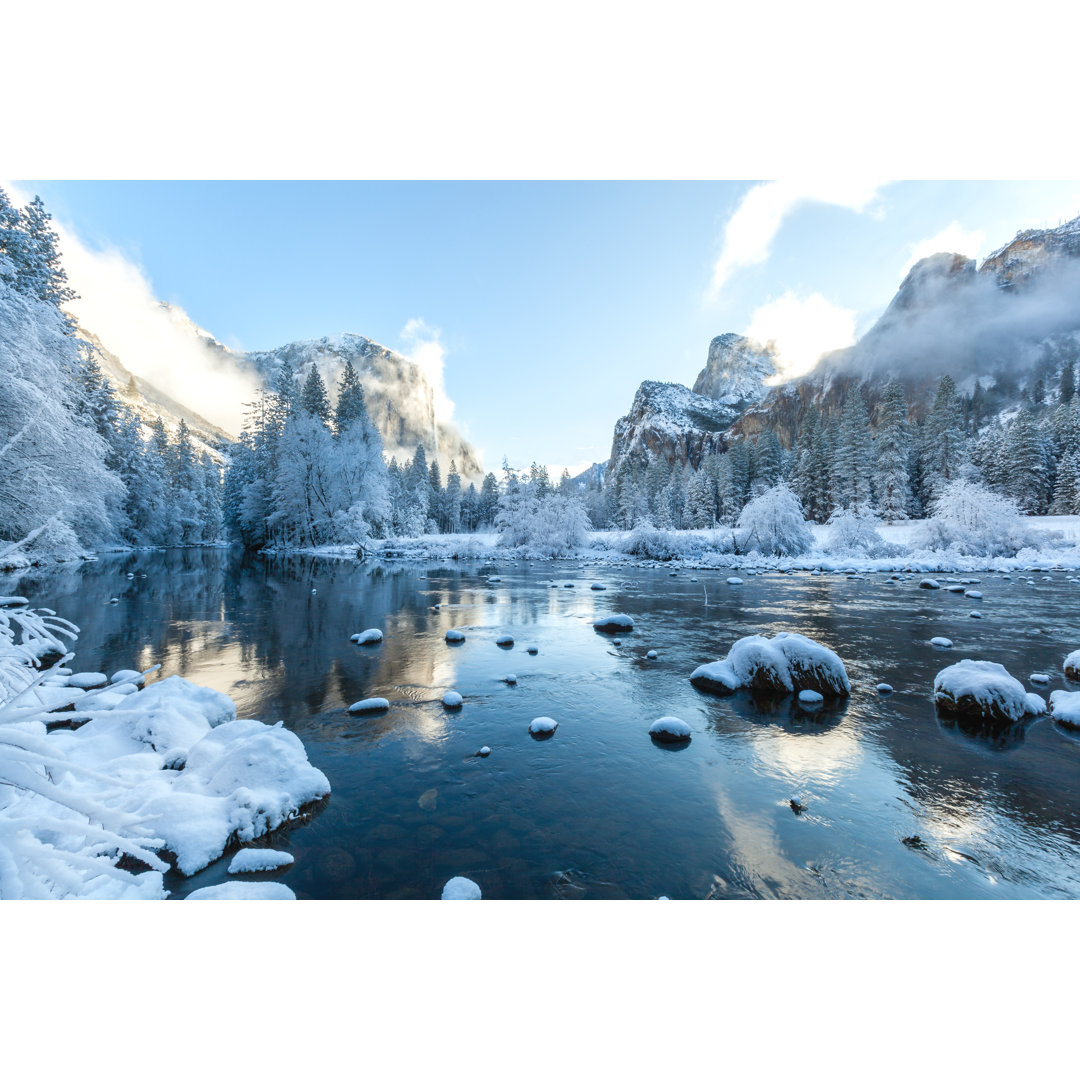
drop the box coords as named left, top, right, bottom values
left=479, top=472, right=500, bottom=528
left=298, top=365, right=331, bottom=424
left=750, top=430, right=782, bottom=492
left=920, top=374, right=967, bottom=503
left=1051, top=448, right=1080, bottom=514
left=444, top=460, right=462, bottom=533
left=872, top=379, right=912, bottom=521
left=1004, top=408, right=1053, bottom=513
left=18, top=196, right=77, bottom=310
left=1061, top=359, right=1076, bottom=405
left=333, top=359, right=367, bottom=435
left=834, top=385, right=873, bottom=511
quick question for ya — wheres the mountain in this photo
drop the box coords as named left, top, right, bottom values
left=606, top=335, right=776, bottom=475
left=604, top=214, right=1080, bottom=472
left=239, top=332, right=483, bottom=481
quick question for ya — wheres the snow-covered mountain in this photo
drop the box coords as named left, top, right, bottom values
left=605, top=214, right=1080, bottom=470
left=606, top=334, right=776, bottom=475
left=240, top=332, right=483, bottom=481
left=79, top=307, right=484, bottom=482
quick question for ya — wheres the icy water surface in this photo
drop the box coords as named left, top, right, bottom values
left=9, top=549, right=1080, bottom=899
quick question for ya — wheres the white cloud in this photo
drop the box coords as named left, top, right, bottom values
left=6, top=183, right=262, bottom=437
left=399, top=317, right=455, bottom=426
left=900, top=221, right=985, bottom=278
left=708, top=180, right=886, bottom=299
left=745, top=291, right=856, bottom=383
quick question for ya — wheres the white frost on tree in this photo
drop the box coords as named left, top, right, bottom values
left=735, top=483, right=813, bottom=556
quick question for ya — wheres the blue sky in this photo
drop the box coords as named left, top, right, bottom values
left=15, top=179, right=1080, bottom=477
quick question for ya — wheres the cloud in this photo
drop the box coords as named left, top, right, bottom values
left=900, top=221, right=985, bottom=278
left=708, top=180, right=886, bottom=299
left=399, top=317, right=455, bottom=425
left=6, top=183, right=261, bottom=437
left=745, top=291, right=857, bottom=382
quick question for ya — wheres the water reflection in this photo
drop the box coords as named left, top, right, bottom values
left=6, top=550, right=1080, bottom=899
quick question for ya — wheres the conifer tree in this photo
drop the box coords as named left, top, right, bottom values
left=920, top=374, right=967, bottom=503
left=834, top=385, right=873, bottom=511
left=298, top=365, right=331, bottom=424
left=872, top=379, right=912, bottom=521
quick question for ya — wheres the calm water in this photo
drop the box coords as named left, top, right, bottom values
left=7, top=549, right=1080, bottom=899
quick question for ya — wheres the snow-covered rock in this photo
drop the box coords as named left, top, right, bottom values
left=1065, top=650, right=1080, bottom=681
left=66, top=672, right=108, bottom=690
left=441, top=876, right=481, bottom=900
left=646, top=650, right=658, bottom=660
left=348, top=697, right=389, bottom=714
left=529, top=717, right=558, bottom=735
left=1030, top=673, right=1050, bottom=685
left=351, top=628, right=383, bottom=645
left=919, top=579, right=941, bottom=589
left=590, top=583, right=606, bottom=590
left=965, top=590, right=983, bottom=599
left=690, top=632, right=850, bottom=698
left=934, top=659, right=1044, bottom=724
left=969, top=611, right=983, bottom=618
left=187, top=881, right=296, bottom=899
left=477, top=746, right=491, bottom=757
left=727, top=577, right=744, bottom=585
left=1050, top=690, right=1080, bottom=729
left=503, top=674, right=517, bottom=684
left=648, top=716, right=692, bottom=742
left=228, top=848, right=295, bottom=873
left=931, top=637, right=953, bottom=648
left=525, top=645, right=539, bottom=655
left=877, top=683, right=893, bottom=694
left=442, top=691, right=463, bottom=709
left=1025, top=692, right=1047, bottom=716
left=111, top=669, right=145, bottom=687
left=495, top=634, right=514, bottom=647
left=445, top=629, right=466, bottom=643
left=797, top=689, right=824, bottom=706
left=593, top=614, right=634, bottom=632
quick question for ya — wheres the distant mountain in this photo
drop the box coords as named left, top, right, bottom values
left=240, top=332, right=483, bottom=481
left=78, top=306, right=485, bottom=483
left=603, top=214, right=1080, bottom=472
left=569, top=461, right=607, bottom=489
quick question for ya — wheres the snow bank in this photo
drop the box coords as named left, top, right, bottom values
left=351, top=629, right=383, bottom=645
left=648, top=716, right=691, bottom=742
left=228, top=848, right=295, bottom=873
left=1050, top=690, right=1080, bottom=729
left=933, top=659, right=1044, bottom=724
left=188, top=881, right=296, bottom=900
left=690, top=632, right=850, bottom=698
left=441, top=876, right=482, bottom=899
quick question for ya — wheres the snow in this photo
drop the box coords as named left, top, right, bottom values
left=496, top=634, right=514, bottom=646
left=590, top=583, right=606, bottom=590
left=970, top=611, right=983, bottom=618
left=934, top=659, right=1044, bottom=724
left=594, top=614, right=634, bottom=632
left=1065, top=650, right=1080, bottom=680
left=965, top=590, right=983, bottom=599
left=351, top=628, right=383, bottom=645
left=348, top=697, right=390, bottom=714
left=727, top=577, right=744, bottom=585
left=477, top=746, right=491, bottom=756
left=877, top=683, right=893, bottom=694
left=1025, top=693, right=1048, bottom=715
left=691, top=632, right=850, bottom=698
left=441, top=875, right=482, bottom=900
left=931, top=637, right=953, bottom=648
left=529, top=716, right=558, bottom=734
left=228, top=848, right=295, bottom=873
left=646, top=650, right=658, bottom=660
left=187, top=881, right=296, bottom=899
left=1030, top=673, right=1050, bottom=685
left=920, top=579, right=941, bottom=589
left=798, top=689, right=824, bottom=705
left=442, top=691, right=463, bottom=708
left=445, top=629, right=466, bottom=642
left=648, top=716, right=691, bottom=742
left=1050, top=690, right=1080, bottom=728
left=111, top=669, right=145, bottom=686
left=503, top=675, right=517, bottom=684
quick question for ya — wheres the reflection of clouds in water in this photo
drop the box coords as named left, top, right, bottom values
left=749, top=724, right=865, bottom=785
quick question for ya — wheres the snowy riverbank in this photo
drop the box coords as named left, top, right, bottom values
left=283, top=515, right=1080, bottom=574
left=0, top=599, right=329, bottom=899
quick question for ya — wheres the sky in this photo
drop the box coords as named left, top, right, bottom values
left=10, top=179, right=1080, bottom=478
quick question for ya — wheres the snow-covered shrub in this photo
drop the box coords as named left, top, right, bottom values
left=912, top=479, right=1043, bottom=557
left=495, top=491, right=589, bottom=556
left=823, top=507, right=899, bottom=557
left=736, top=484, right=813, bottom=557
left=620, top=522, right=690, bottom=561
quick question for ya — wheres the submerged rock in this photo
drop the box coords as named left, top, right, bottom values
left=934, top=659, right=1044, bottom=725
left=648, top=716, right=691, bottom=743
left=690, top=632, right=850, bottom=699
left=348, top=697, right=390, bottom=714
left=441, top=876, right=481, bottom=900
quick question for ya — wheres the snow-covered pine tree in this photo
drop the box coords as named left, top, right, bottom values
left=1050, top=448, right=1080, bottom=514
left=1004, top=407, right=1053, bottom=514
left=750, top=430, right=782, bottom=493
left=479, top=471, right=500, bottom=529
left=298, top=365, right=331, bottom=423
left=17, top=196, right=77, bottom=311
left=833, top=384, right=873, bottom=512
left=920, top=374, right=967, bottom=503
left=444, top=460, right=462, bottom=533
left=872, top=379, right=912, bottom=521
left=333, top=359, right=367, bottom=436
